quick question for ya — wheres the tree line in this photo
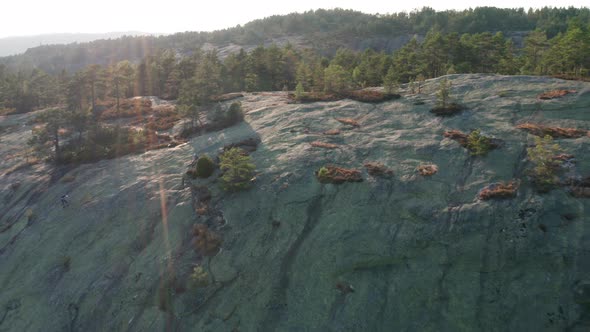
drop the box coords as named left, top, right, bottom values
left=2, top=19, right=589, bottom=115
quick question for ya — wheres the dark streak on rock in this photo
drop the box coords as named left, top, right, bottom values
left=260, top=192, right=324, bottom=331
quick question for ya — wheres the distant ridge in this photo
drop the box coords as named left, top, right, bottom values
left=0, top=32, right=160, bottom=56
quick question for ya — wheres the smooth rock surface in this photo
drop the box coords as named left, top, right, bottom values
left=1, top=75, right=589, bottom=331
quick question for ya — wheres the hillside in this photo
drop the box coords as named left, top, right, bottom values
left=1, top=7, right=589, bottom=73
left=1, top=75, right=590, bottom=331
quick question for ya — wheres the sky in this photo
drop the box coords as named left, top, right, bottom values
left=1, top=0, right=588, bottom=38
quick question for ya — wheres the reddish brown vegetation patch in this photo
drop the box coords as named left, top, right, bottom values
left=99, top=98, right=153, bottom=119
left=192, top=185, right=212, bottom=215
left=323, top=129, right=341, bottom=135
left=99, top=98, right=182, bottom=132
left=364, top=162, right=394, bottom=177
left=144, top=106, right=180, bottom=131
left=538, top=89, right=576, bottom=100
left=192, top=224, right=222, bottom=257
left=553, top=154, right=575, bottom=162
left=478, top=181, right=519, bottom=200
left=443, top=130, right=469, bottom=146
left=417, top=164, right=438, bottom=176
left=336, top=118, right=360, bottom=128
left=516, top=123, right=587, bottom=138
left=316, top=165, right=363, bottom=184
left=311, top=141, right=339, bottom=149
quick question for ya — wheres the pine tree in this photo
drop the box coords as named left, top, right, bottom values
left=382, top=66, right=398, bottom=94
left=436, top=78, right=451, bottom=108
left=220, top=148, right=256, bottom=191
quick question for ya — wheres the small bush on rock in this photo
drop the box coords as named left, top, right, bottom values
left=189, top=266, right=209, bottom=288
left=317, top=166, right=330, bottom=181
left=195, top=155, right=215, bottom=178
left=226, top=102, right=244, bottom=124
left=466, top=130, right=493, bottom=156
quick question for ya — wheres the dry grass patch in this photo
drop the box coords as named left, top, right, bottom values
left=516, top=123, right=587, bottom=138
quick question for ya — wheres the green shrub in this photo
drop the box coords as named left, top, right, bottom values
left=466, top=130, right=492, bottom=156
left=295, top=82, right=306, bottom=101
left=436, top=78, right=451, bottom=108
left=195, top=154, right=215, bottom=178
left=189, top=266, right=209, bottom=288
left=317, top=166, right=329, bottom=181
left=527, top=135, right=562, bottom=191
left=25, top=208, right=35, bottom=221
left=219, top=148, right=255, bottom=191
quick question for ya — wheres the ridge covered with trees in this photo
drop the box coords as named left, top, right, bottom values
left=1, top=7, right=589, bottom=73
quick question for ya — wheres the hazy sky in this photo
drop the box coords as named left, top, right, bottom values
left=2, top=0, right=588, bottom=38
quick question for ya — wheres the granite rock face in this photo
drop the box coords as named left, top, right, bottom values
left=1, top=75, right=590, bottom=331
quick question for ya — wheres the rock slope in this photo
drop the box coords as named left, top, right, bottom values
left=1, top=74, right=590, bottom=331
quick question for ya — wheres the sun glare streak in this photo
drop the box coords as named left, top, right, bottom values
left=158, top=177, right=172, bottom=260
left=156, top=171, right=176, bottom=330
